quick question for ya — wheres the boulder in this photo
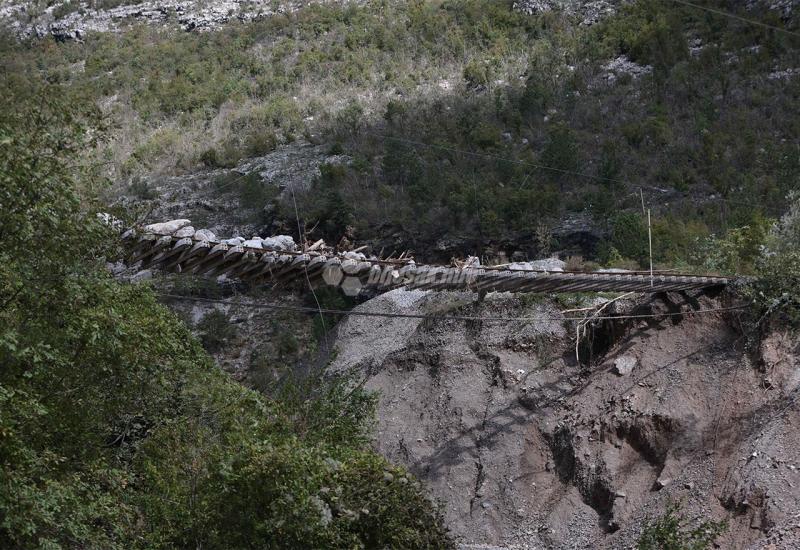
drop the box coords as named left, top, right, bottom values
left=242, top=238, right=263, bottom=249
left=513, top=0, right=555, bottom=15
left=612, top=355, right=637, bottom=376
left=262, top=235, right=297, bottom=251
left=343, top=251, right=367, bottom=261
left=173, top=226, right=195, bottom=238
left=194, top=229, right=216, bottom=242
left=530, top=258, right=566, bottom=272
left=144, top=219, right=191, bottom=235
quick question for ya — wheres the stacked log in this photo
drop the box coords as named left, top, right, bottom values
left=120, top=221, right=729, bottom=295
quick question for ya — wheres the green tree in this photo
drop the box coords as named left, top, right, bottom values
left=0, top=84, right=452, bottom=549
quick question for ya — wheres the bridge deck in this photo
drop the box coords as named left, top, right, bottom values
left=123, top=230, right=729, bottom=294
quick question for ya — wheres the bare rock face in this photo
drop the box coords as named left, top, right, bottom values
left=512, top=0, right=556, bottom=15
left=513, top=0, right=796, bottom=26
left=600, top=56, right=653, bottom=84
left=512, top=0, right=619, bottom=25
left=746, top=0, right=797, bottom=20
left=1, top=0, right=352, bottom=40
left=331, top=290, right=800, bottom=549
left=116, top=140, right=349, bottom=240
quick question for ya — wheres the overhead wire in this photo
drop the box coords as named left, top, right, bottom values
left=157, top=293, right=749, bottom=323
left=667, top=0, right=800, bottom=39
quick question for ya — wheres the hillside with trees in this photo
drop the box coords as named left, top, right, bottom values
left=1, top=1, right=799, bottom=548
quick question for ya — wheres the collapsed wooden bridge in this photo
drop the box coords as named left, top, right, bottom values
left=122, top=221, right=729, bottom=295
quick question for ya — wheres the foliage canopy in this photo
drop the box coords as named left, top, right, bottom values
left=0, top=85, right=451, bottom=549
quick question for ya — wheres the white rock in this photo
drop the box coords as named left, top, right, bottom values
left=222, top=237, right=245, bottom=246
left=97, top=212, right=123, bottom=230
left=262, top=235, right=297, bottom=251
left=529, top=258, right=565, bottom=272
left=131, top=269, right=153, bottom=282
left=509, top=262, right=534, bottom=271
left=194, top=229, right=216, bottom=241
left=144, top=219, right=191, bottom=235
left=242, top=238, right=263, bottom=249
left=602, top=56, right=653, bottom=82
left=613, top=355, right=637, bottom=376
left=173, top=226, right=195, bottom=238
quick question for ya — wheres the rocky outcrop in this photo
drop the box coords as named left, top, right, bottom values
left=1, top=0, right=353, bottom=40
left=512, top=0, right=619, bottom=26
left=746, top=0, right=797, bottom=20
left=330, top=289, right=800, bottom=548
left=116, top=140, right=349, bottom=240
left=600, top=55, right=653, bottom=84
left=513, top=0, right=797, bottom=26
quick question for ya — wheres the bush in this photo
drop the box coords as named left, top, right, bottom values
left=608, top=212, right=649, bottom=264
left=743, top=193, right=800, bottom=325
left=0, top=86, right=452, bottom=548
left=196, top=309, right=238, bottom=352
left=541, top=125, right=579, bottom=181
left=693, top=222, right=770, bottom=275
left=463, top=59, right=491, bottom=88
left=637, top=501, right=725, bottom=550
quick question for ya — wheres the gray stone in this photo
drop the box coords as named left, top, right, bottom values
left=612, top=355, right=637, bottom=376
left=529, top=258, right=566, bottom=272
left=144, top=218, right=191, bottom=234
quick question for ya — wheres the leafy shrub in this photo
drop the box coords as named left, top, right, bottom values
left=237, top=172, right=278, bottom=210
left=197, top=309, right=238, bottom=352
left=541, top=125, right=579, bottom=181
left=200, top=147, right=221, bottom=167
left=128, top=176, right=158, bottom=200
left=608, top=212, right=649, bottom=264
left=693, top=223, right=770, bottom=275
left=519, top=71, right=551, bottom=118
left=743, top=194, right=800, bottom=325
left=463, top=59, right=491, bottom=88
left=637, top=501, right=725, bottom=550
left=765, top=191, right=800, bottom=256
left=0, top=84, right=452, bottom=549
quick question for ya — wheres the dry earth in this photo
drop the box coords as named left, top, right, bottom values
left=329, top=289, right=800, bottom=549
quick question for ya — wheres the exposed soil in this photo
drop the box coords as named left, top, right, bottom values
left=330, top=289, right=800, bottom=549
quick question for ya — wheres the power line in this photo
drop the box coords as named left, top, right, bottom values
left=157, top=293, right=748, bottom=322
left=668, top=0, right=800, bottom=39
left=288, top=178, right=329, bottom=343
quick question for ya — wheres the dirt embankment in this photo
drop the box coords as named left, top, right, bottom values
left=330, top=289, right=800, bottom=549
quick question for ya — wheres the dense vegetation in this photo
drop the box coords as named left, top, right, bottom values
left=1, top=2, right=798, bottom=547
left=2, top=0, right=798, bottom=269
left=0, top=84, right=451, bottom=548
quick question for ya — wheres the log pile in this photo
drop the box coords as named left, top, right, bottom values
left=121, top=220, right=729, bottom=295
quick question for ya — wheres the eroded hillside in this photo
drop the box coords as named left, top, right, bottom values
left=328, top=290, right=800, bottom=548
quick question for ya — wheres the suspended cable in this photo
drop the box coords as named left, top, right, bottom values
left=668, top=0, right=800, bottom=38
left=157, top=293, right=748, bottom=323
